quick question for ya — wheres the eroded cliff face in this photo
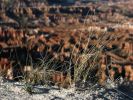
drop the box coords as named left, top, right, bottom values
left=0, top=0, right=133, bottom=83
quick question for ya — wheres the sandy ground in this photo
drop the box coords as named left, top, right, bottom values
left=0, top=77, right=133, bottom=100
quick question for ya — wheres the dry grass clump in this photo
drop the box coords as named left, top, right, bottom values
left=23, top=65, right=46, bottom=85
left=74, top=50, right=100, bottom=84
left=22, top=58, right=72, bottom=89
left=26, top=31, right=111, bottom=88
left=23, top=66, right=72, bottom=89
left=72, top=31, right=111, bottom=87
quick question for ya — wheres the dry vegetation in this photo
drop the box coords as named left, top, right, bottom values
left=0, top=0, right=133, bottom=93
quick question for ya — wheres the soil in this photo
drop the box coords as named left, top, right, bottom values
left=0, top=78, right=133, bottom=100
